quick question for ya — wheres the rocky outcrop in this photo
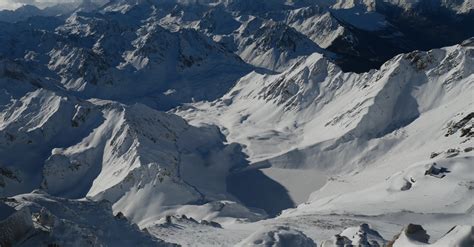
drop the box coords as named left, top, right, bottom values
left=0, top=203, right=34, bottom=247
left=235, top=225, right=316, bottom=247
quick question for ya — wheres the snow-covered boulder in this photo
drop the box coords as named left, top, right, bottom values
left=235, top=225, right=316, bottom=247
left=321, top=223, right=386, bottom=246
left=389, top=224, right=474, bottom=247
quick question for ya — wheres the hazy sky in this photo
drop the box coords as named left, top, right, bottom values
left=0, top=0, right=84, bottom=10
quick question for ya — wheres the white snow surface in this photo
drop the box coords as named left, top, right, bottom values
left=390, top=224, right=474, bottom=247
left=0, top=0, right=473, bottom=246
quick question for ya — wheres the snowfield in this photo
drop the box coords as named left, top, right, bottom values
left=0, top=0, right=473, bottom=246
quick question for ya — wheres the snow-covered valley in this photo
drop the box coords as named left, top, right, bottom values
left=0, top=0, right=473, bottom=246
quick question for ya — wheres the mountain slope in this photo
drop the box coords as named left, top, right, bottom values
left=0, top=1, right=473, bottom=246
left=0, top=86, right=260, bottom=228
left=177, top=39, right=474, bottom=215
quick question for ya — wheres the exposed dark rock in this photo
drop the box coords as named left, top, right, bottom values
left=424, top=163, right=450, bottom=178
left=404, top=224, right=430, bottom=243
left=430, top=152, right=440, bottom=158
left=200, top=220, right=222, bottom=228
left=446, top=112, right=474, bottom=137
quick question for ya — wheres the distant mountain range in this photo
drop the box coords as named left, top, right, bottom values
left=0, top=1, right=472, bottom=246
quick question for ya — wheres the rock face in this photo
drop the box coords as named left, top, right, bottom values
left=445, top=112, right=474, bottom=138
left=1, top=191, right=176, bottom=246
left=232, top=20, right=327, bottom=72
left=0, top=204, right=34, bottom=247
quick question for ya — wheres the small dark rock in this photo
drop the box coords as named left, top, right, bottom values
left=429, top=152, right=439, bottom=159
left=115, top=212, right=126, bottom=219
left=200, top=220, right=222, bottom=228
left=188, top=217, right=198, bottom=224
left=404, top=224, right=430, bottom=243
left=165, top=215, right=172, bottom=224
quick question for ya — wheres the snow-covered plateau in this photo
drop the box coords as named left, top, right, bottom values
left=0, top=0, right=473, bottom=246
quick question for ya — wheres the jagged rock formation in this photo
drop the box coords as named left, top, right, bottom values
left=1, top=191, right=176, bottom=246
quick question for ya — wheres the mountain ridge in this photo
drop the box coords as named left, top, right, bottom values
left=0, top=1, right=472, bottom=246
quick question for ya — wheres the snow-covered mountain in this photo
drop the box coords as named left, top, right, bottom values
left=0, top=80, right=259, bottom=219
left=0, top=0, right=473, bottom=246
left=0, top=6, right=252, bottom=109
left=179, top=41, right=472, bottom=158
left=176, top=39, right=474, bottom=244
left=131, top=0, right=473, bottom=72
left=0, top=0, right=107, bottom=23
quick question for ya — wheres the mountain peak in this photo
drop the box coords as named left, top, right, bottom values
left=0, top=1, right=473, bottom=246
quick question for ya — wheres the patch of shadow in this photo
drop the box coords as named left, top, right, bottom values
left=375, top=81, right=421, bottom=138
left=226, top=168, right=294, bottom=217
